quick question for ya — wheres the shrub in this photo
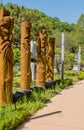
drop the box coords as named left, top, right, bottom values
left=59, top=78, right=73, bottom=89
left=78, top=72, right=84, bottom=80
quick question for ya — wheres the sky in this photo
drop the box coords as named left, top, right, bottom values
left=1, top=0, right=84, bottom=24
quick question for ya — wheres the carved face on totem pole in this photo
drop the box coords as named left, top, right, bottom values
left=48, top=38, right=55, bottom=58
left=0, top=17, right=14, bottom=44
left=22, top=22, right=31, bottom=42
left=39, top=29, right=48, bottom=43
left=36, top=29, right=48, bottom=87
left=0, top=12, right=14, bottom=104
left=39, top=29, right=48, bottom=57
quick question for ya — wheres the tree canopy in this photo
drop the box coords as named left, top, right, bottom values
left=0, top=3, right=84, bottom=67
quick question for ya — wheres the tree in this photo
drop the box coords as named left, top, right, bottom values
left=77, top=14, right=84, bottom=27
left=13, top=48, right=20, bottom=65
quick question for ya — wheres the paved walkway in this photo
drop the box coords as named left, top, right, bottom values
left=17, top=80, right=84, bottom=130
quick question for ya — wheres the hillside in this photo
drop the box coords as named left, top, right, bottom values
left=0, top=3, right=74, bottom=45
left=0, top=3, right=84, bottom=67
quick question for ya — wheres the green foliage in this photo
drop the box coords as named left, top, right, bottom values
left=3, top=3, right=77, bottom=67
left=0, top=3, right=75, bottom=44
left=65, top=70, right=78, bottom=77
left=0, top=89, right=57, bottom=130
left=0, top=68, right=81, bottom=130
left=57, top=78, right=73, bottom=89
left=13, top=48, right=20, bottom=65
left=63, top=78, right=73, bottom=86
left=0, top=4, right=4, bottom=9
left=0, top=77, right=74, bottom=130
left=0, top=3, right=84, bottom=66
left=0, top=103, right=30, bottom=130
left=64, top=51, right=75, bottom=68
left=13, top=69, right=20, bottom=88
left=77, top=14, right=84, bottom=27
left=77, top=71, right=84, bottom=80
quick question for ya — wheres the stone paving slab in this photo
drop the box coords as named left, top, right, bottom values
left=17, top=80, right=84, bottom=130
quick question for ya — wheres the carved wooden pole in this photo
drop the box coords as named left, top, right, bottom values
left=46, top=38, right=55, bottom=81
left=36, top=29, right=48, bottom=87
left=0, top=9, right=14, bottom=104
left=21, top=22, right=31, bottom=90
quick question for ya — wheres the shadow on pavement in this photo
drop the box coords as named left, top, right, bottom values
left=29, top=111, right=62, bottom=120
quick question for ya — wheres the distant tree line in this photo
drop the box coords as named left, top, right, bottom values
left=0, top=3, right=84, bottom=68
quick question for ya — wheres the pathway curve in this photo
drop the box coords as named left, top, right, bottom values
left=17, top=80, right=84, bottom=130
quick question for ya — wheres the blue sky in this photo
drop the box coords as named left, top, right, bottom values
left=2, top=0, right=84, bottom=24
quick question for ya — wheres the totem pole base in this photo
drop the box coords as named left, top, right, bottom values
left=45, top=80, right=56, bottom=89
left=31, top=86, right=45, bottom=92
left=13, top=89, right=32, bottom=104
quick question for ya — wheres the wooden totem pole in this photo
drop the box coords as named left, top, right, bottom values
left=0, top=9, right=14, bottom=105
left=36, top=29, right=48, bottom=87
left=46, top=38, right=55, bottom=81
left=21, top=22, right=31, bottom=90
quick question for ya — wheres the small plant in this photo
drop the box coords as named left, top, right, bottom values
left=59, top=78, right=73, bottom=89
left=78, top=71, right=84, bottom=80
